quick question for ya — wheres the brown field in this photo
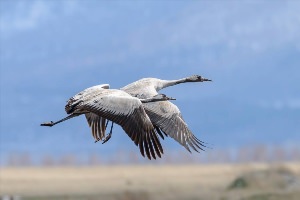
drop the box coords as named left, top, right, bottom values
left=1, top=163, right=300, bottom=200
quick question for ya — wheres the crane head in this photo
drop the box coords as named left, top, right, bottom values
left=154, top=94, right=176, bottom=101
left=187, top=75, right=212, bottom=82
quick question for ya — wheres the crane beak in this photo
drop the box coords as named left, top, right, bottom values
left=40, top=121, right=54, bottom=127
left=167, top=97, right=176, bottom=101
left=201, top=77, right=212, bottom=82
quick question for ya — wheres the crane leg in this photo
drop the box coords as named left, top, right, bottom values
left=102, top=122, right=114, bottom=144
left=105, top=120, right=109, bottom=128
left=40, top=113, right=80, bottom=127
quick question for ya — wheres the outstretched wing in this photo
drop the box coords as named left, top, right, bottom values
left=85, top=113, right=107, bottom=142
left=74, top=91, right=163, bottom=160
left=143, top=101, right=206, bottom=153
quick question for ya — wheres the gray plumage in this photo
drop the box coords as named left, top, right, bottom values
left=42, top=84, right=174, bottom=160
left=121, top=75, right=212, bottom=153
left=41, top=74, right=211, bottom=159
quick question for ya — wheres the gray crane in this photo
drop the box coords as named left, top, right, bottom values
left=41, top=84, right=175, bottom=159
left=121, top=75, right=212, bottom=153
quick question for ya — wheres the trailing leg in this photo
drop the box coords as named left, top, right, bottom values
left=102, top=122, right=114, bottom=144
left=41, top=113, right=81, bottom=127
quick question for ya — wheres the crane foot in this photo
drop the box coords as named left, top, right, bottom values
left=102, top=132, right=112, bottom=144
left=40, top=121, right=54, bottom=127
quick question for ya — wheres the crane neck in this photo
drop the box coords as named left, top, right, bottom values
left=140, top=97, right=163, bottom=103
left=156, top=78, right=188, bottom=91
left=140, top=95, right=174, bottom=103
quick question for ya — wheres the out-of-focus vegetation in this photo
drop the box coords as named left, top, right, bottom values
left=1, top=163, right=300, bottom=200
left=2, top=145, right=300, bottom=167
left=1, top=144, right=299, bottom=200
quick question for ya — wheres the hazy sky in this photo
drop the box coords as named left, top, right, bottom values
left=1, top=0, right=300, bottom=164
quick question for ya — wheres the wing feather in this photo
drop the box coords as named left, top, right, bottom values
left=85, top=113, right=107, bottom=142
left=70, top=90, right=163, bottom=159
left=143, top=101, right=206, bottom=153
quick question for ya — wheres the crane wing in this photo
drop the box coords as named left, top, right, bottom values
left=85, top=113, right=107, bottom=142
left=75, top=93, right=163, bottom=160
left=143, top=101, right=206, bottom=153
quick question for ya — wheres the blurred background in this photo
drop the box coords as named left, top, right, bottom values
left=0, top=0, right=300, bottom=199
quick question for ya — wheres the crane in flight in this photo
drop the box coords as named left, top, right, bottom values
left=41, top=84, right=175, bottom=160
left=121, top=75, right=212, bottom=153
left=41, top=75, right=212, bottom=159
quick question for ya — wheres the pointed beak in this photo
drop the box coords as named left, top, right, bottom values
left=202, top=77, right=212, bottom=82
left=167, top=97, right=176, bottom=101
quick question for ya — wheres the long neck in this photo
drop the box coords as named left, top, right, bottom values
left=140, top=97, right=167, bottom=103
left=156, top=78, right=188, bottom=91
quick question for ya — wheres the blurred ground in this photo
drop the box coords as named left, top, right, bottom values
left=1, top=163, right=300, bottom=200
